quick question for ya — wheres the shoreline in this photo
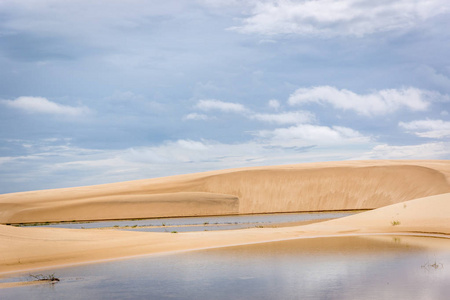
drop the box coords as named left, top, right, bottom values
left=1, top=231, right=449, bottom=289
left=2, top=160, right=450, bottom=289
left=3, top=209, right=369, bottom=226
left=2, top=192, right=450, bottom=276
left=2, top=160, right=449, bottom=224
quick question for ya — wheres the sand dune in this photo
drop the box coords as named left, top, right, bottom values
left=299, top=192, right=450, bottom=235
left=1, top=160, right=449, bottom=223
left=1, top=192, right=449, bottom=276
left=1, top=160, right=450, bottom=277
left=0, top=192, right=238, bottom=223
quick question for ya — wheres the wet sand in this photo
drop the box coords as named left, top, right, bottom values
left=1, top=160, right=450, bottom=284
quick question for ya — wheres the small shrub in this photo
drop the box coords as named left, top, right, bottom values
left=422, top=259, right=444, bottom=270
left=171, top=231, right=178, bottom=233
left=30, top=273, right=60, bottom=283
left=391, top=220, right=401, bottom=226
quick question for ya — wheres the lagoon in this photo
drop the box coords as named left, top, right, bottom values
left=28, top=211, right=357, bottom=232
left=2, top=235, right=450, bottom=299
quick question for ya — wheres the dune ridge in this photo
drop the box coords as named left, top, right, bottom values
left=1, top=192, right=450, bottom=276
left=1, top=160, right=449, bottom=223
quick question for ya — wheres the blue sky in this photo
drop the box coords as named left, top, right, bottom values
left=1, top=0, right=450, bottom=193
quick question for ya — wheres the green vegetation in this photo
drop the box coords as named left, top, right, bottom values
left=14, top=222, right=51, bottom=227
left=391, top=220, right=401, bottom=226
left=171, top=231, right=178, bottom=233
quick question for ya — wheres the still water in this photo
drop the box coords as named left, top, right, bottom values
left=30, top=211, right=357, bottom=232
left=2, top=235, right=450, bottom=299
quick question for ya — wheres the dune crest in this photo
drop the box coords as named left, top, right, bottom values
left=0, top=160, right=449, bottom=223
left=1, top=192, right=450, bottom=275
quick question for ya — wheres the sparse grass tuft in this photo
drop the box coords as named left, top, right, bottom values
left=16, top=222, right=51, bottom=227
left=29, top=273, right=60, bottom=283
left=422, top=259, right=444, bottom=271
left=391, top=220, right=401, bottom=226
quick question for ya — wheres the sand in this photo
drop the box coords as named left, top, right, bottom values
left=1, top=160, right=450, bottom=279
left=1, top=160, right=449, bottom=223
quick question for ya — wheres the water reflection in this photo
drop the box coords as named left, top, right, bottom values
left=2, top=236, right=450, bottom=299
left=28, top=211, right=356, bottom=232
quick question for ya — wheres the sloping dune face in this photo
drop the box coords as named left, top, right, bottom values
left=0, top=193, right=239, bottom=223
left=0, top=161, right=449, bottom=223
left=198, top=165, right=450, bottom=213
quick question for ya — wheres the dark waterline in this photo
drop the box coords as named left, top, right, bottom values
left=2, top=235, right=450, bottom=299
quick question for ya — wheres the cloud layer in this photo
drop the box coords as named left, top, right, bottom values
left=288, top=86, right=434, bottom=116
left=399, top=119, right=450, bottom=139
left=1, top=1, right=450, bottom=193
left=230, top=0, right=450, bottom=37
left=1, top=97, right=90, bottom=116
left=196, top=99, right=248, bottom=113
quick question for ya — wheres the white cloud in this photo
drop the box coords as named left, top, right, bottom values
left=399, top=119, right=450, bottom=139
left=10, top=135, right=450, bottom=193
left=288, top=86, right=434, bottom=116
left=257, top=124, right=370, bottom=146
left=176, top=139, right=210, bottom=151
left=0, top=135, right=374, bottom=192
left=251, top=111, right=314, bottom=124
left=192, top=99, right=315, bottom=125
left=183, top=113, right=211, bottom=121
left=230, top=0, right=450, bottom=37
left=196, top=99, right=247, bottom=113
left=1, top=96, right=90, bottom=116
left=359, top=142, right=449, bottom=160
left=268, top=99, right=280, bottom=110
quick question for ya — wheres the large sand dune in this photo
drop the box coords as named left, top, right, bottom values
left=1, top=192, right=450, bottom=276
left=1, top=160, right=449, bottom=223
left=1, top=160, right=450, bottom=277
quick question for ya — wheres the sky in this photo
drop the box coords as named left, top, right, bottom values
left=1, top=0, right=450, bottom=194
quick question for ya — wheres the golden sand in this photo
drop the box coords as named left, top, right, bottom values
left=1, top=160, right=449, bottom=223
left=0, top=160, right=449, bottom=277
